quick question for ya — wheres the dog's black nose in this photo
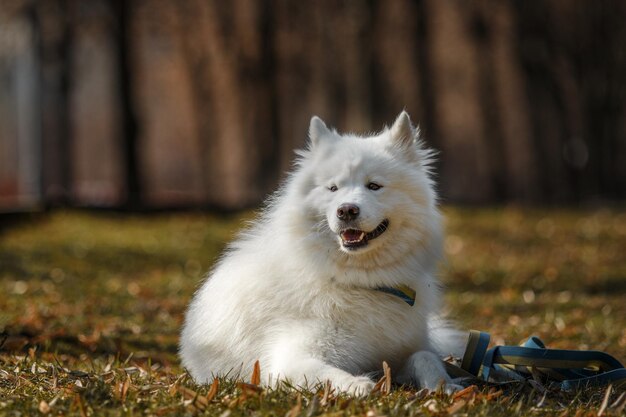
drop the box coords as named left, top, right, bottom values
left=336, top=204, right=360, bottom=221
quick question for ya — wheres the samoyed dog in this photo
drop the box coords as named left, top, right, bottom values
left=180, top=112, right=463, bottom=395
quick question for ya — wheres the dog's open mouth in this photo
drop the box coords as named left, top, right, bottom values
left=340, top=219, right=389, bottom=250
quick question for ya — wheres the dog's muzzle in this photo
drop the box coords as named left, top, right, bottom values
left=339, top=219, right=390, bottom=250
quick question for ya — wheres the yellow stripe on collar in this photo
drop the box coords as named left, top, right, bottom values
left=375, top=284, right=416, bottom=306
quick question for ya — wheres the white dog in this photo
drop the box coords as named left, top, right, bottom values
left=180, top=112, right=463, bottom=395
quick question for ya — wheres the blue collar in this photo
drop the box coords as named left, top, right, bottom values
left=375, top=284, right=416, bottom=306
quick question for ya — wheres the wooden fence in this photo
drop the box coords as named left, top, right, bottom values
left=1, top=0, right=625, bottom=211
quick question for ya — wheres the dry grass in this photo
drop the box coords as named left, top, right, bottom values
left=0, top=207, right=625, bottom=416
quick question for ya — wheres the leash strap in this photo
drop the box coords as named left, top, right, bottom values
left=452, top=330, right=626, bottom=390
left=461, top=330, right=491, bottom=376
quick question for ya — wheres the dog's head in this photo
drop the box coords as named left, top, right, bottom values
left=290, top=111, right=441, bottom=266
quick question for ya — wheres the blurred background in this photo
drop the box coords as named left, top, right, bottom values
left=1, top=0, right=625, bottom=211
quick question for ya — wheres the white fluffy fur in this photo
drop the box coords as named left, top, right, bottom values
left=180, top=112, right=463, bottom=395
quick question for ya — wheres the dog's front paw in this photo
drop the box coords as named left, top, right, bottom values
left=442, top=382, right=464, bottom=395
left=347, top=376, right=375, bottom=397
left=419, top=376, right=466, bottom=394
left=331, top=375, right=375, bottom=397
left=404, top=350, right=465, bottom=394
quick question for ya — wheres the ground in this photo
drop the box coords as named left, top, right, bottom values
left=0, top=207, right=625, bottom=416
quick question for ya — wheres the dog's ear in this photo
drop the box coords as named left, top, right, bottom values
left=388, top=112, right=435, bottom=166
left=389, top=111, right=417, bottom=148
left=309, top=116, right=333, bottom=148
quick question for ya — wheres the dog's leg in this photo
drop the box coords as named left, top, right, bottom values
left=398, top=350, right=462, bottom=394
left=267, top=355, right=374, bottom=396
left=266, top=339, right=374, bottom=396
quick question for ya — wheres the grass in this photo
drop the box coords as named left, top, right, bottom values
left=0, top=207, right=625, bottom=416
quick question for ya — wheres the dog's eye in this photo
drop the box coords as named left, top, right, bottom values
left=367, top=182, right=382, bottom=191
left=328, top=185, right=338, bottom=192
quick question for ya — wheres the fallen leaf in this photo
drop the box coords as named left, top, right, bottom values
left=251, top=360, right=261, bottom=385
left=177, top=386, right=208, bottom=410
left=447, top=398, right=467, bottom=414
left=206, top=377, right=219, bottom=401
left=382, top=361, right=392, bottom=395
left=452, top=385, right=477, bottom=400
left=371, top=376, right=386, bottom=394
left=120, top=374, right=131, bottom=402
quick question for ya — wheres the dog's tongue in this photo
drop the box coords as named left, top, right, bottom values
left=341, top=229, right=365, bottom=243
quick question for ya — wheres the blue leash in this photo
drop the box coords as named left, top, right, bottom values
left=449, top=330, right=626, bottom=390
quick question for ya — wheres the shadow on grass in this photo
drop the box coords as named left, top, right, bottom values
left=1, top=328, right=179, bottom=366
